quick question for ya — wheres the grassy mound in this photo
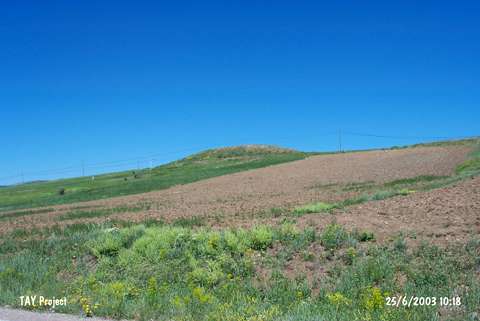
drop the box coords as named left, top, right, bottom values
left=185, top=145, right=302, bottom=161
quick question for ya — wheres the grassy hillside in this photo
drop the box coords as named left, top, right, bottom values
left=0, top=145, right=307, bottom=212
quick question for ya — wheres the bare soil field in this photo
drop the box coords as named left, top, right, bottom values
left=2, top=145, right=476, bottom=243
left=294, top=175, right=480, bottom=244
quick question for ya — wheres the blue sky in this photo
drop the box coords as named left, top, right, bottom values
left=1, top=1, right=479, bottom=184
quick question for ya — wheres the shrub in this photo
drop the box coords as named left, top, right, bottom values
left=88, top=225, right=145, bottom=257
left=277, top=223, right=300, bottom=243
left=223, top=230, right=248, bottom=254
left=354, top=230, right=376, bottom=242
left=342, top=247, right=357, bottom=265
left=393, top=234, right=407, bottom=253
left=270, top=207, right=285, bottom=217
left=320, top=223, right=348, bottom=250
left=249, top=225, right=274, bottom=251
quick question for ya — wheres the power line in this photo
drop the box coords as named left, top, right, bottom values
left=0, top=132, right=476, bottom=185
left=342, top=131, right=474, bottom=141
left=0, top=131, right=340, bottom=182
left=338, top=129, right=342, bottom=152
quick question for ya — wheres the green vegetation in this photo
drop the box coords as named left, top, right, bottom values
left=0, top=222, right=478, bottom=321
left=292, top=189, right=415, bottom=216
left=0, top=146, right=307, bottom=212
left=383, top=175, right=447, bottom=188
left=171, top=216, right=205, bottom=228
left=319, top=223, right=350, bottom=250
left=341, top=181, right=375, bottom=191
left=0, top=207, right=54, bottom=221
left=411, top=137, right=479, bottom=148
left=57, top=203, right=151, bottom=221
left=456, top=144, right=480, bottom=175
left=293, top=202, right=336, bottom=215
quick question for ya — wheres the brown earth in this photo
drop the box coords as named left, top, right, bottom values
left=2, top=145, right=478, bottom=244
left=294, top=175, right=480, bottom=244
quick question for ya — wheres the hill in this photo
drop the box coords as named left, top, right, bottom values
left=0, top=145, right=307, bottom=212
left=184, top=144, right=300, bottom=160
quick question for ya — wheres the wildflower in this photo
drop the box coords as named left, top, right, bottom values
left=192, top=286, right=212, bottom=304
left=362, top=286, right=386, bottom=311
left=147, top=277, right=158, bottom=298
left=79, top=297, right=93, bottom=317
left=326, top=292, right=351, bottom=306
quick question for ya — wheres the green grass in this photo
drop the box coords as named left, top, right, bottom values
left=456, top=144, right=480, bottom=175
left=292, top=189, right=416, bottom=216
left=0, top=222, right=478, bottom=321
left=383, top=175, right=448, bottom=188
left=293, top=202, right=337, bottom=215
left=411, top=137, right=479, bottom=148
left=0, top=146, right=307, bottom=213
left=0, top=207, right=54, bottom=221
left=57, top=204, right=151, bottom=221
left=171, top=216, right=205, bottom=228
left=341, top=181, right=375, bottom=191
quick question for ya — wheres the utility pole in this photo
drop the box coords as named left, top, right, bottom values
left=149, top=159, right=153, bottom=171
left=338, top=129, right=342, bottom=153
left=82, top=160, right=85, bottom=177
left=21, top=171, right=24, bottom=184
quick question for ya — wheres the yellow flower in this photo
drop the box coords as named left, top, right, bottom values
left=326, top=292, right=351, bottom=306
left=172, top=295, right=184, bottom=308
left=362, top=286, right=386, bottom=311
left=296, top=291, right=304, bottom=299
left=192, top=286, right=212, bottom=304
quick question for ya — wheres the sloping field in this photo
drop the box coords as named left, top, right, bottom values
left=0, top=145, right=308, bottom=212
left=295, top=175, right=480, bottom=244
left=1, top=143, right=479, bottom=321
left=1, top=145, right=472, bottom=237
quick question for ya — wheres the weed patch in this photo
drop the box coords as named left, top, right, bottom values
left=383, top=175, right=446, bottom=188
left=293, top=202, right=336, bottom=215
left=57, top=204, right=151, bottom=221
left=293, top=189, right=415, bottom=217
left=0, top=222, right=478, bottom=320
left=172, top=216, right=205, bottom=228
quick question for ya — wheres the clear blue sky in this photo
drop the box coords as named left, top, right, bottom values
left=1, top=1, right=479, bottom=184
